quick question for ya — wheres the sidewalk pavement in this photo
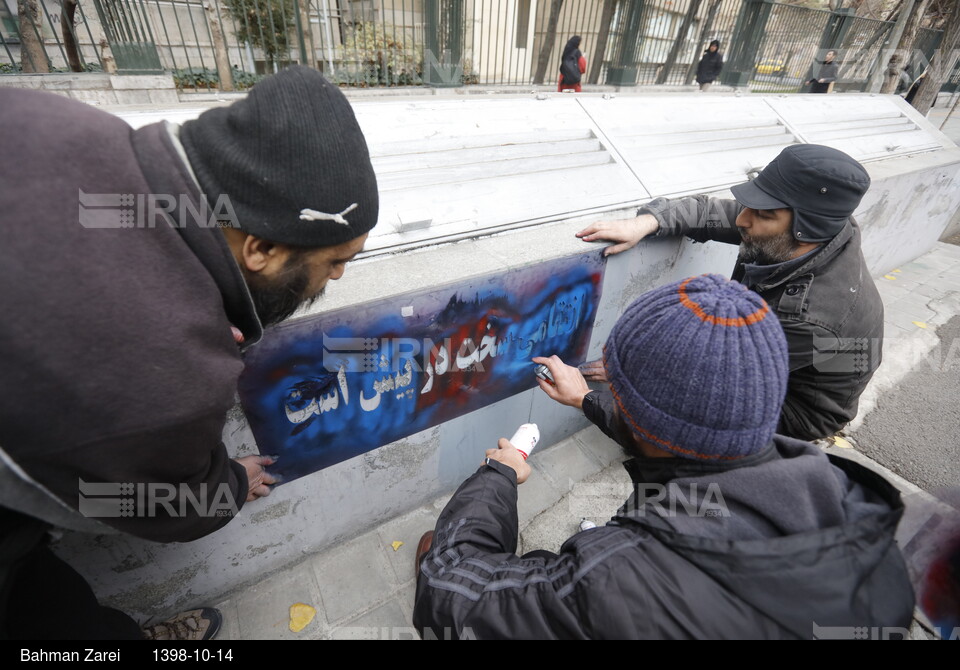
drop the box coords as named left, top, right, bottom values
left=928, top=98, right=960, bottom=146
left=203, top=241, right=960, bottom=640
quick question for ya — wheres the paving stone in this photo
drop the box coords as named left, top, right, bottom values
left=517, top=459, right=565, bottom=527
left=310, top=531, right=396, bottom=624
left=376, top=505, right=441, bottom=586
left=235, top=561, right=325, bottom=640
left=534, top=433, right=605, bottom=491
left=210, top=598, right=241, bottom=641
left=574, top=425, right=626, bottom=468
left=326, top=599, right=411, bottom=640
left=886, top=299, right=938, bottom=324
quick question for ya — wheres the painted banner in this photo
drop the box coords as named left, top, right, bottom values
left=238, top=252, right=606, bottom=482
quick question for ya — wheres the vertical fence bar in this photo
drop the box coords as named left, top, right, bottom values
left=506, top=0, right=514, bottom=86
left=151, top=0, right=179, bottom=72
left=167, top=0, right=196, bottom=75
left=186, top=0, right=211, bottom=71
left=0, top=27, right=16, bottom=68
left=493, top=0, right=502, bottom=84
left=392, top=0, right=401, bottom=83
left=478, top=0, right=487, bottom=84
left=256, top=0, right=279, bottom=71
left=406, top=0, right=414, bottom=84
left=278, top=0, right=293, bottom=66
left=39, top=0, right=69, bottom=67
left=76, top=0, right=105, bottom=69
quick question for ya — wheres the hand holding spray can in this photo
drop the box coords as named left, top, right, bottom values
left=509, top=423, right=540, bottom=460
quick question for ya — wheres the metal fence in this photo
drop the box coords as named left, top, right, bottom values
left=749, top=3, right=832, bottom=93
left=0, top=0, right=945, bottom=95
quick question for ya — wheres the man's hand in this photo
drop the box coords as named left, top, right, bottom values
left=235, top=454, right=279, bottom=502
left=578, top=359, right=608, bottom=383
left=533, top=355, right=591, bottom=409
left=576, top=214, right=660, bottom=256
left=484, top=438, right=532, bottom=485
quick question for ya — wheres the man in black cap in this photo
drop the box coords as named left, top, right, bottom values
left=576, top=144, right=882, bottom=442
left=0, top=66, right=378, bottom=639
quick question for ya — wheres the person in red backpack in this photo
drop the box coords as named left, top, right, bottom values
left=558, top=35, right=587, bottom=92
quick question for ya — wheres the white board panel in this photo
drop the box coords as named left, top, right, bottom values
left=578, top=96, right=798, bottom=197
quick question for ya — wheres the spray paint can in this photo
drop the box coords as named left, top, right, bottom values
left=509, top=423, right=540, bottom=460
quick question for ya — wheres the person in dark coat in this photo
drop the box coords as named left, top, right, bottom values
left=412, top=275, right=914, bottom=640
left=575, top=144, right=882, bottom=442
left=558, top=35, right=587, bottom=92
left=807, top=49, right=839, bottom=93
left=696, top=39, right=724, bottom=91
left=0, top=67, right=379, bottom=639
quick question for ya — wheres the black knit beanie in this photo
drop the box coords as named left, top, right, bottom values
left=180, top=66, right=379, bottom=248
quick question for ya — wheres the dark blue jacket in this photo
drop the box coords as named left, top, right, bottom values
left=413, top=436, right=914, bottom=639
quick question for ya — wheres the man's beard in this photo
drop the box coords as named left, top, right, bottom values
left=738, top=230, right=802, bottom=266
left=244, top=254, right=323, bottom=328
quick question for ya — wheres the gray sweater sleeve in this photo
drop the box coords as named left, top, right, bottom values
left=640, top=195, right=744, bottom=246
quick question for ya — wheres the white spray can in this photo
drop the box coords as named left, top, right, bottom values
left=509, top=423, right=540, bottom=460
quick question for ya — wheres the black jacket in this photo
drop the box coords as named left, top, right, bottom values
left=696, top=50, right=724, bottom=84
left=413, top=435, right=914, bottom=639
left=809, top=60, right=839, bottom=93
left=637, top=196, right=884, bottom=440
left=0, top=89, right=259, bottom=542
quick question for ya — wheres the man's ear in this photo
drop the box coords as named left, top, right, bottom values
left=220, top=227, right=293, bottom=276
left=241, top=235, right=290, bottom=275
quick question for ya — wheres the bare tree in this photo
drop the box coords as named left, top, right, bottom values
left=656, top=0, right=703, bottom=84
left=910, top=0, right=960, bottom=114
left=880, top=0, right=931, bottom=93
left=61, top=0, right=84, bottom=72
left=17, top=0, right=49, bottom=73
left=588, top=0, right=618, bottom=85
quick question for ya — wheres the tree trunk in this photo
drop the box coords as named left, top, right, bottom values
left=881, top=0, right=931, bottom=93
left=17, top=0, right=49, bottom=73
left=588, top=0, right=618, bottom=85
left=844, top=17, right=896, bottom=83
left=656, top=0, right=702, bottom=85
left=61, top=0, right=83, bottom=72
left=684, top=0, right=721, bottom=85
left=884, top=0, right=904, bottom=22
left=533, top=0, right=564, bottom=85
left=910, top=7, right=960, bottom=115
left=299, top=0, right=315, bottom=69
left=206, top=2, right=234, bottom=91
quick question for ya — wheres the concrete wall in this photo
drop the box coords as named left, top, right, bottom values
left=51, top=92, right=960, bottom=619
left=0, top=72, right=179, bottom=105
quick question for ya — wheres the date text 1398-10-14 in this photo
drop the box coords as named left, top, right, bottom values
left=153, top=649, right=234, bottom=662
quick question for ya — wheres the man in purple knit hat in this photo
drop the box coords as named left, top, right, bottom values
left=413, top=274, right=913, bottom=639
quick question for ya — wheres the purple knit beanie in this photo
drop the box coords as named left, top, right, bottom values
left=603, top=274, right=789, bottom=460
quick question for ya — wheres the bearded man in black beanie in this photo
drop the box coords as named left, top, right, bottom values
left=0, top=66, right=378, bottom=639
left=576, top=144, right=883, bottom=443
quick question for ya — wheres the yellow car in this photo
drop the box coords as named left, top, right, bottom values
left=755, top=59, right=786, bottom=77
